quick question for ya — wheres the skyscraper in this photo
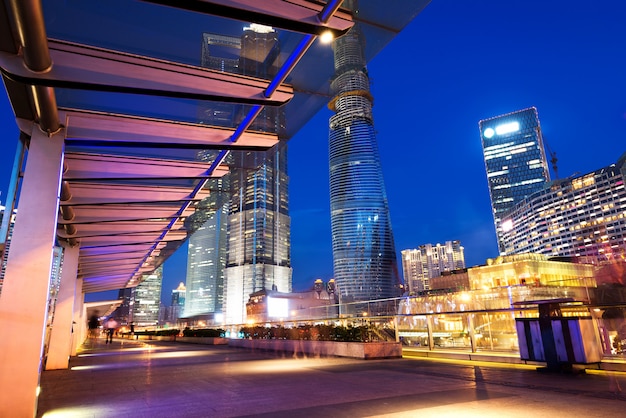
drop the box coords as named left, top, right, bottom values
left=479, top=107, right=551, bottom=254
left=183, top=178, right=228, bottom=318
left=186, top=25, right=291, bottom=325
left=328, top=18, right=399, bottom=306
left=171, top=282, right=186, bottom=307
left=132, top=266, right=163, bottom=327
left=401, top=241, right=466, bottom=294
left=224, top=144, right=291, bottom=325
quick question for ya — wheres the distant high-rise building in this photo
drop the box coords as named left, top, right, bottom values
left=327, top=16, right=400, bottom=307
left=133, top=266, right=162, bottom=326
left=401, top=241, right=466, bottom=294
left=479, top=107, right=551, bottom=254
left=172, top=282, right=186, bottom=307
left=0, top=204, right=16, bottom=294
left=184, top=183, right=228, bottom=318
left=162, top=282, right=186, bottom=324
left=186, top=25, right=291, bottom=325
left=116, top=288, right=133, bottom=325
left=500, top=152, right=626, bottom=263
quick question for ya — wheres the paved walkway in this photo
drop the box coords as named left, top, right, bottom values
left=36, top=337, right=626, bottom=417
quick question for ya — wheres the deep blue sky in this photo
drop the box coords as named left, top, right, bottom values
left=2, top=1, right=626, bottom=305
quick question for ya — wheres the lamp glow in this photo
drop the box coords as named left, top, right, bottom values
left=495, top=121, right=520, bottom=135
left=319, top=30, right=334, bottom=44
left=267, top=297, right=289, bottom=318
left=483, top=128, right=495, bottom=138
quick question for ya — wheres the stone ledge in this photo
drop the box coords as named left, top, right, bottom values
left=177, top=337, right=228, bottom=345
left=228, top=339, right=402, bottom=359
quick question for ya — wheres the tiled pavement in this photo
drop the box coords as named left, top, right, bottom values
left=36, top=338, right=626, bottom=417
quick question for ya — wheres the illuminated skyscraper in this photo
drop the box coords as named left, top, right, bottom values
left=224, top=144, right=291, bottom=324
left=186, top=25, right=291, bottom=325
left=479, top=107, right=551, bottom=254
left=328, top=20, right=399, bottom=305
left=184, top=183, right=228, bottom=317
left=401, top=241, right=466, bottom=294
left=133, top=266, right=163, bottom=327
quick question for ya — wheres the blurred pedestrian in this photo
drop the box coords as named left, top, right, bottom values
left=88, top=312, right=100, bottom=339
left=104, top=317, right=118, bottom=344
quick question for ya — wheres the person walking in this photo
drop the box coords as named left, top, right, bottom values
left=88, top=312, right=100, bottom=339
left=104, top=317, right=118, bottom=344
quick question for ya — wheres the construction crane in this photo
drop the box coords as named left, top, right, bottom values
left=536, top=127, right=559, bottom=179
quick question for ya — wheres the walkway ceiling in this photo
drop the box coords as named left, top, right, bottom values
left=0, top=0, right=431, bottom=294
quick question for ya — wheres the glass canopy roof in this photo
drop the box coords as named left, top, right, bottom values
left=0, top=0, right=430, bottom=293
left=41, top=0, right=428, bottom=140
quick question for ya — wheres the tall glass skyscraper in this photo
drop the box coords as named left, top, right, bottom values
left=133, top=266, right=163, bottom=327
left=479, top=107, right=551, bottom=254
left=183, top=177, right=229, bottom=318
left=224, top=144, right=291, bottom=324
left=328, top=18, right=399, bottom=305
left=186, top=25, right=291, bottom=325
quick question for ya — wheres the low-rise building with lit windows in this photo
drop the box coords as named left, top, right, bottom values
left=401, top=241, right=465, bottom=294
left=500, top=152, right=626, bottom=263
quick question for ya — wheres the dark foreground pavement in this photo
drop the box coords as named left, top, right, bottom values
left=37, top=338, right=626, bottom=417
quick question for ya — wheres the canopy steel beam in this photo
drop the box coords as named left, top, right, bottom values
left=63, top=153, right=230, bottom=180
left=0, top=39, right=294, bottom=105
left=143, top=0, right=353, bottom=38
left=56, top=109, right=278, bottom=150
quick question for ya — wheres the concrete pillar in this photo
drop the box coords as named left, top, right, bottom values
left=71, top=279, right=84, bottom=356
left=45, top=244, right=79, bottom=370
left=426, top=315, right=435, bottom=350
left=0, top=127, right=64, bottom=417
left=468, top=313, right=477, bottom=353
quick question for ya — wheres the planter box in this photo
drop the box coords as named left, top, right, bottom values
left=134, top=335, right=177, bottom=341
left=152, top=335, right=177, bottom=342
left=228, top=339, right=401, bottom=359
left=177, top=337, right=228, bottom=345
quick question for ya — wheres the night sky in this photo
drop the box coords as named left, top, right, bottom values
left=1, top=1, right=625, bottom=304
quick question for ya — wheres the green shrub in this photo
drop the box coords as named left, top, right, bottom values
left=239, top=324, right=375, bottom=342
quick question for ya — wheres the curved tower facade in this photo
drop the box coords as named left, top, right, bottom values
left=328, top=23, right=399, bottom=305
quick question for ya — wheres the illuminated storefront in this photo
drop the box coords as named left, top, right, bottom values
left=397, top=254, right=596, bottom=352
